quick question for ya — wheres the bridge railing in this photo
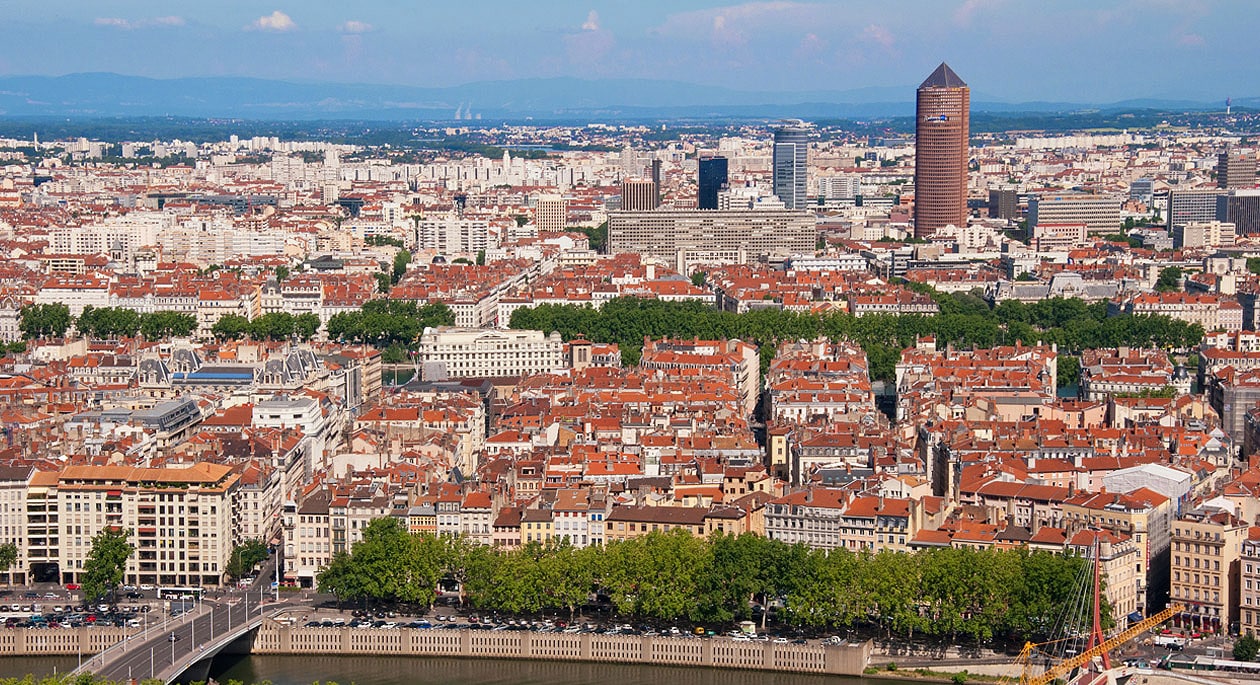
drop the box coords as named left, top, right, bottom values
left=75, top=598, right=231, bottom=677
left=160, top=607, right=289, bottom=685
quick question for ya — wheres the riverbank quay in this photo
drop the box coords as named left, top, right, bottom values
left=251, top=623, right=873, bottom=676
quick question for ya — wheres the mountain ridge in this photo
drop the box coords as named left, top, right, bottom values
left=0, top=73, right=1247, bottom=120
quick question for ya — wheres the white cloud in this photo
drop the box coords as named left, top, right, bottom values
left=94, top=16, right=185, bottom=30
left=339, top=20, right=372, bottom=34
left=252, top=11, right=296, bottom=32
left=862, top=23, right=895, bottom=49
left=954, top=0, right=1002, bottom=27
left=581, top=10, right=600, bottom=31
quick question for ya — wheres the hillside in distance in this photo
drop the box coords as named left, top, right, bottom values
left=0, top=73, right=1247, bottom=121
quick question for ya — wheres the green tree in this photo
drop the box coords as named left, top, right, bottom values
left=294, top=313, right=321, bottom=341
left=1156, top=266, right=1183, bottom=293
left=476, top=250, right=486, bottom=266
left=690, top=272, right=707, bottom=287
left=275, top=265, right=290, bottom=282
left=140, top=311, right=197, bottom=339
left=81, top=528, right=133, bottom=602
left=212, top=314, right=252, bottom=341
left=0, top=542, right=16, bottom=585
left=19, top=303, right=72, bottom=339
left=392, top=250, right=412, bottom=284
left=225, top=539, right=269, bottom=579
left=374, top=272, right=391, bottom=293
left=1235, top=632, right=1260, bottom=661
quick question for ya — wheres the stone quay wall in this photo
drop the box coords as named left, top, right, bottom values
left=252, top=625, right=872, bottom=676
left=0, top=627, right=136, bottom=656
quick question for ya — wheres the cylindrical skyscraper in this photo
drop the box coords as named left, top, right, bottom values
left=773, top=124, right=810, bottom=210
left=913, top=63, right=970, bottom=238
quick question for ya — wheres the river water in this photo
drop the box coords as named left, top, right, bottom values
left=1, top=655, right=902, bottom=685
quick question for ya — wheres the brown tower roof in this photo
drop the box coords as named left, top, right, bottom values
left=920, top=62, right=967, bottom=89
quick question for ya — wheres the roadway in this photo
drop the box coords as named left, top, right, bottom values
left=81, top=559, right=293, bottom=683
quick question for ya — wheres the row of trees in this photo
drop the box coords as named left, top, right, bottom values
left=21, top=304, right=198, bottom=341
left=508, top=294, right=1205, bottom=380
left=318, top=520, right=1100, bottom=645
left=326, top=300, right=454, bottom=362
left=212, top=312, right=321, bottom=342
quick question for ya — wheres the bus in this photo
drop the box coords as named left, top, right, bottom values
left=157, top=587, right=205, bottom=600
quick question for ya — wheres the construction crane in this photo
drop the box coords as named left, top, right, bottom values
left=1007, top=604, right=1183, bottom=685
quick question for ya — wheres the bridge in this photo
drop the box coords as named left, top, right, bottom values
left=73, top=591, right=296, bottom=685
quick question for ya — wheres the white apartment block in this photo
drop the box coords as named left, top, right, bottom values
left=415, top=216, right=497, bottom=255
left=418, top=327, right=563, bottom=380
left=1029, top=193, right=1122, bottom=234
left=1173, top=221, right=1236, bottom=249
left=45, top=463, right=239, bottom=587
left=608, top=208, right=817, bottom=274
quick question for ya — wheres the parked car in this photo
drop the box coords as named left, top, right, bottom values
left=64, top=584, right=80, bottom=591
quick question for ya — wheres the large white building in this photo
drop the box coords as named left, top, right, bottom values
left=19, top=463, right=242, bottom=587
left=418, top=327, right=564, bottom=380
left=608, top=208, right=817, bottom=273
left=1028, top=193, right=1122, bottom=234
left=415, top=216, right=497, bottom=256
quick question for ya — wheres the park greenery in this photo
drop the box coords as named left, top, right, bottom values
left=318, top=519, right=1101, bottom=646
left=509, top=293, right=1205, bottom=381
left=326, top=300, right=454, bottom=363
left=80, top=528, right=133, bottom=603
left=20, top=304, right=199, bottom=341
left=212, top=312, right=321, bottom=342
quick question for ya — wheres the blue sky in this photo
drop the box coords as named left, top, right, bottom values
left=4, top=1, right=1257, bottom=102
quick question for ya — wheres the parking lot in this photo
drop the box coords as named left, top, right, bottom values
left=285, top=608, right=818, bottom=644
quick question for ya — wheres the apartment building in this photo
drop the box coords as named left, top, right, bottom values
left=1061, top=488, right=1172, bottom=613
left=1238, top=531, right=1260, bottom=637
left=607, top=208, right=816, bottom=273
left=52, top=463, right=240, bottom=587
left=417, top=327, right=564, bottom=380
left=638, top=337, right=759, bottom=418
left=1028, top=193, right=1122, bottom=234
left=1169, top=507, right=1246, bottom=633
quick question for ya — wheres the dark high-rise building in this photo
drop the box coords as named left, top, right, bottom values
left=914, top=63, right=970, bottom=238
left=1218, top=148, right=1257, bottom=189
left=1218, top=190, right=1260, bottom=236
left=988, top=189, right=1017, bottom=220
left=773, top=124, right=809, bottom=210
left=1168, top=188, right=1225, bottom=228
left=697, top=156, right=728, bottom=210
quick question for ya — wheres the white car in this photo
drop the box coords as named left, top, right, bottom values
left=139, top=584, right=155, bottom=591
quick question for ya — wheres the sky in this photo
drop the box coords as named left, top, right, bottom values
left=3, top=1, right=1258, bottom=103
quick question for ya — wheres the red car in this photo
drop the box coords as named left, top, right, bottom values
left=64, top=583, right=80, bottom=590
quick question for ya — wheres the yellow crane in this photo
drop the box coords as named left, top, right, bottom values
left=1004, top=604, right=1183, bottom=685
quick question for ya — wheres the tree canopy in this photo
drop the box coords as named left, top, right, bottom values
left=19, top=303, right=72, bottom=339
left=225, top=539, right=270, bottom=579
left=81, top=527, right=133, bottom=602
left=326, top=300, right=454, bottom=349
left=318, top=526, right=1100, bottom=645
left=509, top=293, right=1204, bottom=379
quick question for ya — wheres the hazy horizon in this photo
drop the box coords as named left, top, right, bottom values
left=4, top=1, right=1258, bottom=104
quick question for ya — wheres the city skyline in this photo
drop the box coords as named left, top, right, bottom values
left=3, top=1, right=1258, bottom=104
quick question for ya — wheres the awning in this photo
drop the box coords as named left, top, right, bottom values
left=106, top=490, right=122, bottom=497
left=1128, top=611, right=1143, bottom=623
left=138, top=527, right=156, bottom=534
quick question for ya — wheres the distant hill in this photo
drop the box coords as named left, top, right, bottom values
left=0, top=73, right=1243, bottom=120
